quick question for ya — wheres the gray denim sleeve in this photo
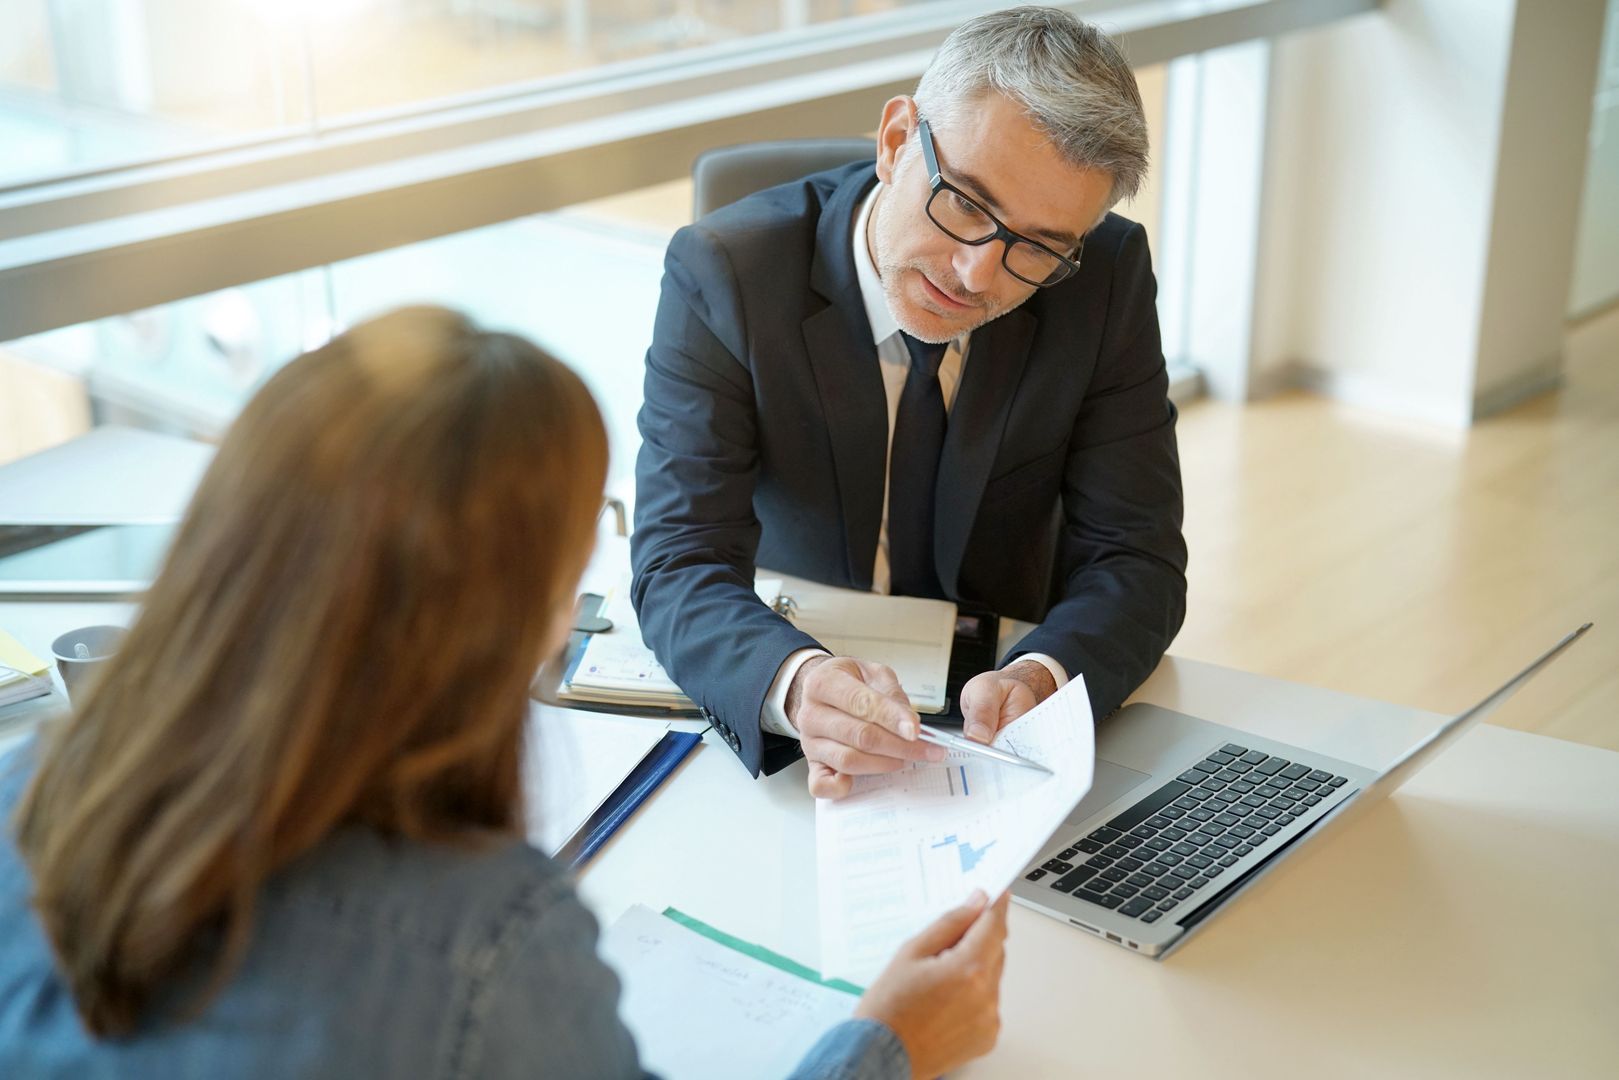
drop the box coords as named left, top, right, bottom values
left=463, top=881, right=652, bottom=1080
left=786, top=1018, right=910, bottom=1080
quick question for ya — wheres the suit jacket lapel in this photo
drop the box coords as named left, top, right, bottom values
left=803, top=167, right=886, bottom=589
left=935, top=308, right=1037, bottom=598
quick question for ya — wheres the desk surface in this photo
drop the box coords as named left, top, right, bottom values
left=4, top=429, right=1617, bottom=1077
left=575, top=657, right=1619, bottom=1078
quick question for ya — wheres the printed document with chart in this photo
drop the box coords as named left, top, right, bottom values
left=815, top=677, right=1096, bottom=983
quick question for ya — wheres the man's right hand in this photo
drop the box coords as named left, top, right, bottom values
left=787, top=655, right=946, bottom=799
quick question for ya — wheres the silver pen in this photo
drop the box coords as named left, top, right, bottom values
left=916, top=724, right=1053, bottom=775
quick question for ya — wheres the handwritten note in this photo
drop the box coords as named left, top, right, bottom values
left=598, top=905, right=857, bottom=1080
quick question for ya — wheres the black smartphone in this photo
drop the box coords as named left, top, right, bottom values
left=943, top=603, right=1001, bottom=722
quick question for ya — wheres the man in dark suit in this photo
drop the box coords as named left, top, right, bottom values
left=633, top=7, right=1188, bottom=796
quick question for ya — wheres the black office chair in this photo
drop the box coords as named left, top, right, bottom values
left=691, top=138, right=877, bottom=219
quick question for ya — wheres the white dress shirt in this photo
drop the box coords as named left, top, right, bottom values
left=760, top=183, right=1067, bottom=736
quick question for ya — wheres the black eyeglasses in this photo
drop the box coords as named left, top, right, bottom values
left=916, top=118, right=1084, bottom=288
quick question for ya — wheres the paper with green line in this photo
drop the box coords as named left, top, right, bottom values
left=660, top=906, right=864, bottom=996
left=599, top=904, right=861, bottom=1079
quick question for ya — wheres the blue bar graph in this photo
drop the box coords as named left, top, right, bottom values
left=931, top=833, right=995, bottom=873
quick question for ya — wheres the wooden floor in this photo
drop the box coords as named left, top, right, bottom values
left=1172, top=307, right=1619, bottom=753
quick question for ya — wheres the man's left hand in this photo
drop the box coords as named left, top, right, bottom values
left=958, top=660, right=1058, bottom=743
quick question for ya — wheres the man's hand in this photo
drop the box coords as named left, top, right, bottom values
left=958, top=660, right=1058, bottom=743
left=788, top=655, right=946, bottom=799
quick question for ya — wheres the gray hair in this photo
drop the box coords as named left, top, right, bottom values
left=914, top=6, right=1148, bottom=210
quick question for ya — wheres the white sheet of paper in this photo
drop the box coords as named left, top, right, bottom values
left=524, top=704, right=669, bottom=856
left=599, top=905, right=857, bottom=1080
left=815, top=675, right=1096, bottom=982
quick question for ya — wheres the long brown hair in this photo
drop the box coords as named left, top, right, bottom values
left=12, top=306, right=608, bottom=1036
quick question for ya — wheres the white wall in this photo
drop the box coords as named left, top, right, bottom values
left=1474, top=1, right=1610, bottom=407
left=1250, top=0, right=1606, bottom=426
left=1569, top=0, right=1619, bottom=317
left=1162, top=41, right=1272, bottom=402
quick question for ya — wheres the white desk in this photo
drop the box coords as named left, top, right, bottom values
left=578, top=658, right=1619, bottom=1078
left=4, top=429, right=1617, bottom=1077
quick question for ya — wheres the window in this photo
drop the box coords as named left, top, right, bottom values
left=1, top=0, right=1378, bottom=467
left=1, top=0, right=992, bottom=187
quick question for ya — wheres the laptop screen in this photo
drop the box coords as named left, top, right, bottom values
left=0, top=524, right=176, bottom=596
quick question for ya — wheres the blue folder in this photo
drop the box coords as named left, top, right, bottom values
left=556, top=728, right=703, bottom=870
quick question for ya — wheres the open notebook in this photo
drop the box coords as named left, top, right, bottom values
left=775, top=584, right=957, bottom=714
left=558, top=578, right=784, bottom=711
left=559, top=574, right=957, bottom=715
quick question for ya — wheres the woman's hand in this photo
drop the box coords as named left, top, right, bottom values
left=853, top=890, right=1011, bottom=1079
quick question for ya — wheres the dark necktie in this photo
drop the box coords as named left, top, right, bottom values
left=888, top=332, right=949, bottom=599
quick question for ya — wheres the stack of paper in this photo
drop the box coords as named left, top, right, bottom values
left=0, top=629, right=51, bottom=710
left=815, top=676, right=1097, bottom=983
left=558, top=577, right=782, bottom=710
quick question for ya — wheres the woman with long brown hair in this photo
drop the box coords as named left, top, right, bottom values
left=0, top=306, right=1007, bottom=1078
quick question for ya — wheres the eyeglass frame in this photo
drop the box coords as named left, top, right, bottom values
left=915, top=116, right=1085, bottom=288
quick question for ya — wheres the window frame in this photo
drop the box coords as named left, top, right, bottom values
left=0, top=0, right=1377, bottom=343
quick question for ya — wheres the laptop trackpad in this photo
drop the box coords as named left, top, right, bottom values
left=1064, top=757, right=1154, bottom=827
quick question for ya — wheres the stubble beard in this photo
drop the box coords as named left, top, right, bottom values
left=871, top=206, right=1031, bottom=344
left=878, top=259, right=1006, bottom=344
left=869, top=179, right=1039, bottom=344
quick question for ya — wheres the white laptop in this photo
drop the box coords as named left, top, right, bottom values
left=1011, top=624, right=1592, bottom=957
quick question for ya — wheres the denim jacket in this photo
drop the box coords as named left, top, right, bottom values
left=0, top=742, right=907, bottom=1079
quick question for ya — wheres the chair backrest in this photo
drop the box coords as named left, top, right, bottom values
left=691, top=138, right=877, bottom=220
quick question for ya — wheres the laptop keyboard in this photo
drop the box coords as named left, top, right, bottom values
left=1023, top=743, right=1350, bottom=925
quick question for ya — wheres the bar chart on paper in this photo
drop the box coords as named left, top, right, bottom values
left=930, top=833, right=996, bottom=873
left=815, top=679, right=1096, bottom=983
